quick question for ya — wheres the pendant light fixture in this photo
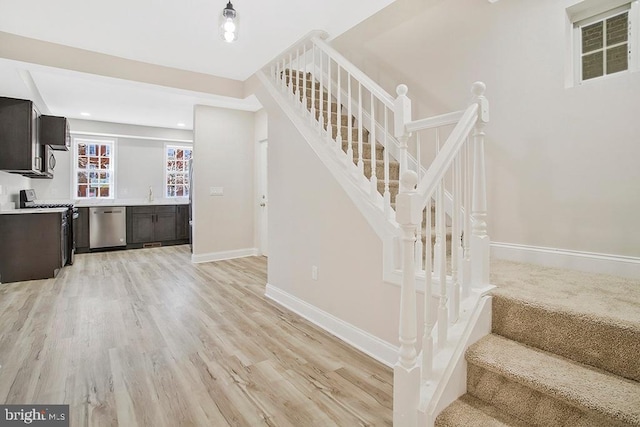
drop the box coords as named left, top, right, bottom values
left=220, top=1, right=239, bottom=43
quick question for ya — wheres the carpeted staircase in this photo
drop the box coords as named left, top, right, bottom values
left=436, top=261, right=640, bottom=426
left=284, top=69, right=402, bottom=202
left=283, top=69, right=452, bottom=245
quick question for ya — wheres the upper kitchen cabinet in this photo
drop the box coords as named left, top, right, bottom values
left=0, top=96, right=43, bottom=176
left=40, top=115, right=71, bottom=151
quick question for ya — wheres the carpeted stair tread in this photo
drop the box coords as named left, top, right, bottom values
left=435, top=394, right=530, bottom=427
left=492, top=287, right=640, bottom=382
left=467, top=333, right=640, bottom=426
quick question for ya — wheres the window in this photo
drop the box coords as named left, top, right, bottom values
left=74, top=138, right=115, bottom=199
left=165, top=145, right=192, bottom=198
left=570, top=1, right=639, bottom=83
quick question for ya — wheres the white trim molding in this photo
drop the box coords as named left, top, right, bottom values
left=265, top=283, right=398, bottom=367
left=191, top=248, right=259, bottom=264
left=491, top=242, right=640, bottom=279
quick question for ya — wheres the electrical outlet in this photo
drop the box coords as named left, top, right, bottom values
left=311, top=265, right=318, bottom=280
left=210, top=187, right=224, bottom=196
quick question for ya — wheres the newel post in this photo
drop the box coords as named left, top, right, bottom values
left=394, top=171, right=421, bottom=427
left=470, top=82, right=490, bottom=287
left=394, top=85, right=412, bottom=178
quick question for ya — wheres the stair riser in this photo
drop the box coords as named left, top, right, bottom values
left=332, top=126, right=369, bottom=143
left=466, top=363, right=627, bottom=427
left=343, top=142, right=384, bottom=159
left=284, top=77, right=318, bottom=89
left=492, top=295, right=640, bottom=382
left=363, top=161, right=400, bottom=181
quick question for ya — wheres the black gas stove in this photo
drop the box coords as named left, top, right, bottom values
left=19, top=189, right=78, bottom=265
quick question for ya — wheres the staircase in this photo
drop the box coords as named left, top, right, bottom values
left=258, top=30, right=492, bottom=426
left=436, top=266, right=640, bottom=426
left=284, top=68, right=402, bottom=204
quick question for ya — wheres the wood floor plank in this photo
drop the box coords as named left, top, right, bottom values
left=0, top=245, right=392, bottom=426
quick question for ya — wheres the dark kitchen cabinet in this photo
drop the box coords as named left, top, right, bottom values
left=127, top=205, right=177, bottom=244
left=40, top=115, right=71, bottom=151
left=76, top=207, right=90, bottom=252
left=0, top=211, right=65, bottom=283
left=176, top=205, right=189, bottom=240
left=0, top=97, right=43, bottom=176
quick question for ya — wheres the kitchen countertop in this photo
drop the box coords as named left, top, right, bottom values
left=0, top=208, right=69, bottom=215
left=73, top=199, right=189, bottom=208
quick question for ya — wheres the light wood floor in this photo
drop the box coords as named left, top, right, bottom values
left=0, top=245, right=392, bottom=426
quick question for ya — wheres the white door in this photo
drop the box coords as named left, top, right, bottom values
left=258, top=140, right=268, bottom=256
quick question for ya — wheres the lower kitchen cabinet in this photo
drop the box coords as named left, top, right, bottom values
left=0, top=211, right=66, bottom=283
left=127, top=205, right=187, bottom=246
left=176, top=205, right=189, bottom=240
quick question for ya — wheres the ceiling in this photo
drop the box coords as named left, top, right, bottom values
left=0, top=0, right=395, bottom=130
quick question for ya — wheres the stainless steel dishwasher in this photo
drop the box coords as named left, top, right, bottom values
left=89, top=207, right=127, bottom=249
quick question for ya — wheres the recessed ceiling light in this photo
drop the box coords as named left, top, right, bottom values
left=177, top=123, right=186, bottom=127
left=80, top=112, right=91, bottom=117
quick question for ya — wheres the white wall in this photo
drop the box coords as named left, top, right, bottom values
left=332, top=0, right=640, bottom=258
left=192, top=105, right=256, bottom=260
left=264, top=94, right=401, bottom=345
left=0, top=171, right=29, bottom=210
left=29, top=119, right=193, bottom=203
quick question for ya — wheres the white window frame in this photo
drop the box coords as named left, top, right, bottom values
left=568, top=0, right=640, bottom=85
left=164, top=143, right=193, bottom=199
left=73, top=137, right=116, bottom=200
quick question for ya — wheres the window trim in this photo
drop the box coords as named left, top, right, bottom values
left=568, top=0, right=639, bottom=85
left=73, top=136, right=117, bottom=200
left=164, top=143, right=193, bottom=199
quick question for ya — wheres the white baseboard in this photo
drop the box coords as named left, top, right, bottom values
left=191, top=248, right=259, bottom=264
left=491, top=242, right=640, bottom=279
left=265, top=283, right=398, bottom=367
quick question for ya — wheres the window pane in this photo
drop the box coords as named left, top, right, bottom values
left=100, top=157, right=110, bottom=169
left=185, top=150, right=192, bottom=160
left=582, top=21, right=603, bottom=53
left=78, top=144, right=86, bottom=156
left=176, top=149, right=184, bottom=160
left=89, top=157, right=99, bottom=169
left=176, top=186, right=184, bottom=197
left=607, top=44, right=628, bottom=74
left=168, top=186, right=176, bottom=197
left=607, top=13, right=628, bottom=45
left=77, top=185, right=87, bottom=198
left=78, top=156, right=88, bottom=169
left=168, top=148, right=176, bottom=159
left=78, top=172, right=88, bottom=184
left=88, top=144, right=97, bottom=156
left=99, top=186, right=110, bottom=198
left=582, top=51, right=603, bottom=80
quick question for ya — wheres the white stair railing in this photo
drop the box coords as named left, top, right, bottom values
left=266, top=31, right=402, bottom=216
left=393, top=82, right=490, bottom=426
left=260, top=30, right=490, bottom=427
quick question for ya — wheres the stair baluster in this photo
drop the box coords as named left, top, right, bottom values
left=383, top=107, right=391, bottom=219
left=422, top=198, right=434, bottom=382
left=451, top=153, right=462, bottom=323
left=463, top=137, right=472, bottom=296
left=327, top=57, right=333, bottom=143
left=336, top=64, right=342, bottom=152
left=318, top=52, right=324, bottom=134
left=346, top=73, right=354, bottom=168
left=370, top=92, right=377, bottom=199
left=302, top=46, right=308, bottom=117
left=414, top=132, right=423, bottom=270
left=357, top=83, right=364, bottom=174
left=310, top=45, right=317, bottom=127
